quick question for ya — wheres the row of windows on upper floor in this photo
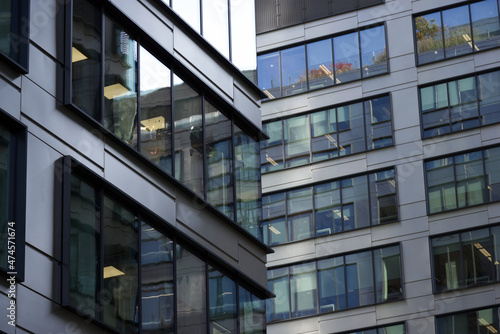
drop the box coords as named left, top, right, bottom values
left=159, top=0, right=257, bottom=82
left=69, top=0, right=262, bottom=239
left=261, top=145, right=500, bottom=246
left=267, top=224, right=500, bottom=324
left=260, top=67, right=500, bottom=173
left=62, top=156, right=267, bottom=334
left=0, top=0, right=29, bottom=72
left=257, top=0, right=500, bottom=100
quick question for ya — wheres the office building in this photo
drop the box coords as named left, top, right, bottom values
left=256, top=0, right=500, bottom=333
left=0, top=0, right=271, bottom=333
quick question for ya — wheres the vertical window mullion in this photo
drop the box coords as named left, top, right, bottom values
left=458, top=233, right=465, bottom=289
left=228, top=0, right=232, bottom=62
left=367, top=173, right=373, bottom=226
left=370, top=249, right=377, bottom=304
left=205, top=261, right=210, bottom=334
left=482, top=149, right=489, bottom=205
left=136, top=44, right=142, bottom=153
left=98, top=188, right=105, bottom=323
left=440, top=11, right=446, bottom=59
left=339, top=167, right=344, bottom=232
left=342, top=255, right=348, bottom=309
left=278, top=50, right=283, bottom=98
left=446, top=82, right=452, bottom=136
left=100, top=7, right=106, bottom=124
left=137, top=213, right=143, bottom=333
left=202, top=92, right=207, bottom=200
left=170, top=70, right=176, bottom=179
left=304, top=44, right=310, bottom=90
left=468, top=4, right=475, bottom=52
left=357, top=31, right=363, bottom=78
left=173, top=238, right=178, bottom=334
left=331, top=38, right=336, bottom=85
left=452, top=154, right=459, bottom=212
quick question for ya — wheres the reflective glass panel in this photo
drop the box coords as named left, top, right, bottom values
left=205, top=103, right=233, bottom=219
left=415, top=12, right=444, bottom=64
left=461, top=228, right=494, bottom=287
left=374, top=246, right=402, bottom=303
left=314, top=182, right=341, bottom=236
left=341, top=175, right=369, bottom=231
left=334, top=32, right=361, bottom=83
left=485, top=147, right=500, bottom=201
left=345, top=251, right=374, bottom=308
left=257, top=51, right=281, bottom=99
left=267, top=267, right=290, bottom=321
left=284, top=115, right=310, bottom=166
left=442, top=5, right=472, bottom=58
left=317, top=257, right=345, bottom=313
left=478, top=70, right=500, bottom=125
left=173, top=75, right=203, bottom=195
left=338, top=102, right=365, bottom=155
left=141, top=222, right=174, bottom=333
left=449, top=77, right=479, bottom=132
left=173, top=0, right=201, bottom=32
left=471, top=0, right=500, bottom=51
left=176, top=245, right=207, bottom=334
left=307, top=39, right=334, bottom=89
left=426, top=158, right=457, bottom=213
left=455, top=151, right=485, bottom=208
left=291, top=262, right=317, bottom=317
left=72, top=0, right=102, bottom=120
left=432, top=233, right=462, bottom=291
left=360, top=26, right=387, bottom=78
left=68, top=175, right=99, bottom=318
left=103, top=17, right=138, bottom=146
left=209, top=267, right=237, bottom=334
left=203, top=0, right=230, bottom=58
left=234, top=126, right=262, bottom=239
left=311, top=109, right=339, bottom=162
left=102, top=196, right=139, bottom=333
left=281, top=45, right=307, bottom=96
left=139, top=47, right=172, bottom=174
left=231, top=0, right=258, bottom=83
left=239, top=287, right=265, bottom=334
left=0, top=0, right=11, bottom=55
left=261, top=121, right=284, bottom=172
left=365, top=96, right=393, bottom=150
left=369, top=169, right=397, bottom=225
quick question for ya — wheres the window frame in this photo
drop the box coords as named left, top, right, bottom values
left=0, top=110, right=26, bottom=282
left=330, top=322, right=406, bottom=334
left=58, top=155, right=272, bottom=333
left=413, top=0, right=500, bottom=66
left=0, top=0, right=30, bottom=73
left=435, top=304, right=500, bottom=334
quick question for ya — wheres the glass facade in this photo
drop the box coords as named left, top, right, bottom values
left=415, top=0, right=500, bottom=65
left=64, top=160, right=266, bottom=334
left=257, top=25, right=388, bottom=99
left=420, top=68, right=500, bottom=138
left=0, top=0, right=29, bottom=71
left=261, top=95, right=393, bottom=172
left=262, top=168, right=397, bottom=245
left=425, top=146, right=500, bottom=214
left=436, top=306, right=500, bottom=334
left=431, top=225, right=500, bottom=293
left=267, top=245, right=403, bottom=322
left=334, top=323, right=405, bottom=334
left=70, top=0, right=262, bottom=237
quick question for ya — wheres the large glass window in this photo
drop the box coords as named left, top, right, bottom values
left=415, top=0, right=500, bottom=65
left=0, top=112, right=26, bottom=281
left=257, top=25, right=388, bottom=98
left=335, top=323, right=405, bottom=334
left=61, top=157, right=269, bottom=333
left=267, top=245, right=403, bottom=321
left=261, top=95, right=393, bottom=173
left=425, top=147, right=500, bottom=214
left=431, top=225, right=500, bottom=293
left=68, top=0, right=263, bottom=236
left=419, top=69, right=500, bottom=138
left=0, top=0, right=29, bottom=71
left=262, top=168, right=397, bottom=246
left=436, top=306, right=500, bottom=334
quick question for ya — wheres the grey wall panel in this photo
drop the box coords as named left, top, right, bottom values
left=256, top=0, right=277, bottom=34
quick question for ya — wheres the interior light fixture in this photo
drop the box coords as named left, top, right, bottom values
left=263, top=89, right=275, bottom=99
left=478, top=318, right=498, bottom=333
left=462, top=34, right=479, bottom=51
left=103, top=266, right=125, bottom=279
left=142, top=293, right=174, bottom=300
left=269, top=226, right=281, bottom=235
left=72, top=47, right=88, bottom=63
left=266, top=154, right=279, bottom=166
left=141, top=116, right=166, bottom=131
left=104, top=83, right=130, bottom=99
left=324, top=134, right=337, bottom=146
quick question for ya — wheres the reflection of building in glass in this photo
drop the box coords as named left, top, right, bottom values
left=257, top=0, right=500, bottom=334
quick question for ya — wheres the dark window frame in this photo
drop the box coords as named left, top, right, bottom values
left=257, top=23, right=389, bottom=100
left=413, top=0, right=500, bottom=67
left=0, top=0, right=30, bottom=73
left=0, top=110, right=26, bottom=282
left=57, top=155, right=272, bottom=333
left=418, top=67, right=500, bottom=139
left=262, top=166, right=399, bottom=246
left=330, top=322, right=406, bottom=334
left=435, top=304, right=500, bottom=333
left=266, top=243, right=404, bottom=323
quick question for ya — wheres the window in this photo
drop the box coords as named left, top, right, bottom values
left=425, top=146, right=500, bottom=214
left=333, top=323, right=405, bottom=334
left=262, top=168, right=397, bottom=246
left=0, top=0, right=29, bottom=72
left=436, top=306, right=500, bottom=334
left=431, top=225, right=500, bottom=293
left=420, top=68, right=500, bottom=138
left=261, top=95, right=393, bottom=172
left=257, top=25, right=388, bottom=99
left=0, top=111, right=26, bottom=281
left=66, top=0, right=263, bottom=237
left=267, top=245, right=403, bottom=322
left=59, top=156, right=269, bottom=334
left=415, top=0, right=500, bottom=65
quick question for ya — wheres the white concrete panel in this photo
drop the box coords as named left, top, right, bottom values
left=481, top=124, right=500, bottom=145
left=397, top=160, right=426, bottom=205
left=422, top=131, right=482, bottom=159
left=404, top=279, right=433, bottom=299
left=257, top=25, right=305, bottom=51
left=402, top=238, right=432, bottom=282
left=111, top=0, right=174, bottom=54
left=366, top=141, right=422, bottom=167
left=30, top=0, right=58, bottom=59
left=394, top=126, right=421, bottom=146
left=359, top=0, right=412, bottom=24
left=261, top=94, right=309, bottom=119
left=434, top=288, right=496, bottom=315
left=412, top=0, right=463, bottom=13
left=389, top=53, right=417, bottom=74
left=417, top=58, right=475, bottom=85
left=267, top=240, right=315, bottom=266
left=391, top=87, right=420, bottom=130
left=489, top=202, right=500, bottom=221
left=377, top=295, right=434, bottom=319
left=103, top=150, right=176, bottom=225
left=268, top=317, right=319, bottom=334
left=23, top=245, right=60, bottom=302
left=0, top=76, right=21, bottom=119
left=363, top=68, right=418, bottom=95
left=26, top=44, right=57, bottom=99
left=316, top=231, right=372, bottom=258
left=429, top=208, right=490, bottom=235
left=385, top=16, right=415, bottom=58
left=318, top=308, right=376, bottom=333
left=474, top=49, right=500, bottom=70
left=371, top=217, right=428, bottom=244
left=261, top=166, right=313, bottom=193
left=311, top=155, right=368, bottom=183
left=309, top=83, right=363, bottom=110
left=305, top=15, right=358, bottom=41
left=21, top=78, right=105, bottom=166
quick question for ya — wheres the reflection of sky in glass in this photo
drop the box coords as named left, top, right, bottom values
left=307, top=39, right=333, bottom=83
left=281, top=45, right=306, bottom=87
left=203, top=0, right=229, bottom=58
left=471, top=0, right=498, bottom=21
left=140, top=47, right=170, bottom=92
left=442, top=5, right=470, bottom=36
left=360, top=26, right=385, bottom=66
left=172, top=0, right=200, bottom=32
left=334, top=32, right=360, bottom=68
left=231, top=0, right=257, bottom=72
left=257, top=52, right=280, bottom=89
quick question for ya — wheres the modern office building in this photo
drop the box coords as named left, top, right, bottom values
left=256, top=0, right=500, bottom=333
left=0, top=0, right=271, bottom=333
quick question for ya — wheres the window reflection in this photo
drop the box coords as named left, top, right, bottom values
left=203, top=0, right=229, bottom=58
left=334, top=32, right=361, bottom=83
left=437, top=307, right=500, bottom=334
left=443, top=5, right=473, bottom=58
left=209, top=267, right=237, bottom=334
left=471, top=0, right=500, bottom=51
left=360, top=26, right=387, bottom=77
left=239, top=287, right=266, bottom=334
left=231, top=0, right=258, bottom=82
left=415, top=12, right=445, bottom=64
left=478, top=70, right=500, bottom=125
left=281, top=45, right=307, bottom=96
left=172, top=0, right=201, bottom=32
left=307, top=39, right=334, bottom=89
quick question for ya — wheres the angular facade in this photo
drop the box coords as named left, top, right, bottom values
left=256, top=0, right=500, bottom=333
left=0, top=0, right=271, bottom=333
